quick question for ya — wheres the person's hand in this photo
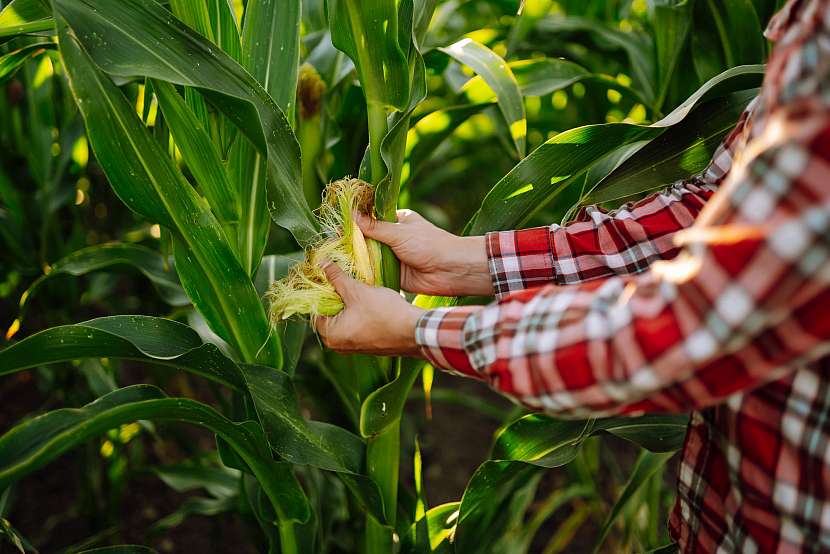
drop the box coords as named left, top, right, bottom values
left=314, top=263, right=425, bottom=357
left=356, top=210, right=494, bottom=297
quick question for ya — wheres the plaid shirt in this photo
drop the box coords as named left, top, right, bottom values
left=415, top=1, right=830, bottom=551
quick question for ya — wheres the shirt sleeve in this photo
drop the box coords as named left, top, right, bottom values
left=417, top=105, right=830, bottom=418
left=486, top=105, right=755, bottom=297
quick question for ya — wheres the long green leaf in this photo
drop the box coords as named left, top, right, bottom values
left=592, top=450, right=676, bottom=553
left=53, top=0, right=317, bottom=246
left=0, top=385, right=310, bottom=523
left=328, top=0, right=411, bottom=110
left=0, top=0, right=53, bottom=40
left=0, top=42, right=55, bottom=84
left=441, top=38, right=526, bottom=157
left=153, top=80, right=238, bottom=224
left=653, top=0, right=694, bottom=109
left=0, top=316, right=248, bottom=391
left=536, top=15, right=656, bottom=103
left=453, top=413, right=687, bottom=551
left=56, top=16, right=279, bottom=365
left=238, top=363, right=388, bottom=522
left=231, top=0, right=302, bottom=275
left=400, top=502, right=459, bottom=554
left=467, top=64, right=764, bottom=234
left=0, top=315, right=387, bottom=522
left=586, top=88, right=758, bottom=204
left=18, top=243, right=188, bottom=321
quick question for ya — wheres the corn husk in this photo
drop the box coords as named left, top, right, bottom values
left=267, top=178, right=382, bottom=323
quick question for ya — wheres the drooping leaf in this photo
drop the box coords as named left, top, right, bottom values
left=53, top=0, right=317, bottom=247
left=0, top=385, right=310, bottom=523
left=153, top=464, right=240, bottom=498
left=150, top=495, right=237, bottom=535
left=18, top=243, right=189, bottom=323
left=0, top=316, right=248, bottom=391
left=238, top=363, right=388, bottom=523
left=441, top=38, right=526, bottom=157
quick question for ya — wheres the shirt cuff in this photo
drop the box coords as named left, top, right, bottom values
left=414, top=306, right=483, bottom=378
left=486, top=227, right=558, bottom=298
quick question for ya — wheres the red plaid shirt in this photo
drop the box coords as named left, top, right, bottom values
left=415, top=1, right=830, bottom=551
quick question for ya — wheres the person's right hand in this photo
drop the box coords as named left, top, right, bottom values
left=356, top=210, right=494, bottom=297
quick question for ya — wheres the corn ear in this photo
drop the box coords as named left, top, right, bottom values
left=267, top=178, right=383, bottom=323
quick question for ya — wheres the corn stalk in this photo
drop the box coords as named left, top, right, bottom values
left=328, top=0, right=432, bottom=550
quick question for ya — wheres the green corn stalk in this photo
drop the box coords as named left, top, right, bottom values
left=328, top=0, right=424, bottom=550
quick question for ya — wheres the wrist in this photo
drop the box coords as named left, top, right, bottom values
left=450, top=236, right=494, bottom=296
left=396, top=303, right=425, bottom=357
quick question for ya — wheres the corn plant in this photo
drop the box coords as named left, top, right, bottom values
left=0, top=0, right=773, bottom=551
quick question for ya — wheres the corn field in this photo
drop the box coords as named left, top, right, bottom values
left=0, top=0, right=778, bottom=552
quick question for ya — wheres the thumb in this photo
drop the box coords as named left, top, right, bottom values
left=322, top=261, right=358, bottom=304
left=355, top=212, right=402, bottom=246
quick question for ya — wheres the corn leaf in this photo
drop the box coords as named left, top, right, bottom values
left=704, top=0, right=765, bottom=68
left=653, top=1, right=694, bottom=109
left=153, top=80, right=238, bottom=224
left=452, top=413, right=687, bottom=551
left=56, top=16, right=279, bottom=365
left=167, top=0, right=241, bottom=155
left=0, top=0, right=53, bottom=40
left=169, top=0, right=241, bottom=63
left=536, top=15, right=656, bottom=103
left=0, top=315, right=387, bottom=522
left=0, top=316, right=248, bottom=391
left=0, top=42, right=54, bottom=84
left=586, top=88, right=758, bottom=204
left=230, top=0, right=302, bottom=275
left=18, top=242, right=188, bottom=323
left=441, top=38, right=526, bottom=158
left=400, top=502, right=459, bottom=554
left=467, top=64, right=764, bottom=234
left=238, top=363, right=388, bottom=523
left=328, top=0, right=411, bottom=110
left=53, top=0, right=317, bottom=247
left=592, top=450, right=676, bottom=553
left=0, top=385, right=311, bottom=523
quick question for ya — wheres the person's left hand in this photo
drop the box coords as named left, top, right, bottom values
left=314, top=262, right=425, bottom=357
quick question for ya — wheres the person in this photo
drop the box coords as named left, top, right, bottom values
left=315, top=0, right=830, bottom=551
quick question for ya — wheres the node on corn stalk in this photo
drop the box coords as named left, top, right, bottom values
left=267, top=178, right=383, bottom=322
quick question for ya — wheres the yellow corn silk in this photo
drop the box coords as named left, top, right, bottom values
left=267, top=178, right=383, bottom=322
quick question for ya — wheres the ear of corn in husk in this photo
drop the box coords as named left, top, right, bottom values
left=266, top=178, right=383, bottom=323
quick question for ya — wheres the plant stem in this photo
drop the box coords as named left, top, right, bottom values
left=366, top=102, right=401, bottom=290
left=367, top=102, right=388, bottom=185
left=364, top=419, right=401, bottom=554
left=278, top=518, right=299, bottom=554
